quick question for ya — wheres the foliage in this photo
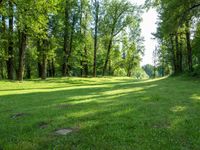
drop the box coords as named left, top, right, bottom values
left=0, top=0, right=143, bottom=80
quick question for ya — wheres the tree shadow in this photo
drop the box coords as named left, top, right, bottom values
left=0, top=77, right=200, bottom=149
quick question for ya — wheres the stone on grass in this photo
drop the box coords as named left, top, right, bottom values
left=54, top=128, right=73, bottom=135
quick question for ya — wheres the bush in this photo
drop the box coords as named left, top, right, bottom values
left=191, top=65, right=200, bottom=77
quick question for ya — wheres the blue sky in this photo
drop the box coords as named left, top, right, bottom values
left=131, top=0, right=158, bottom=65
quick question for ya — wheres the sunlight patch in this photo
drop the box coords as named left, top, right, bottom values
left=170, top=106, right=186, bottom=112
left=191, top=94, right=200, bottom=102
left=101, top=87, right=144, bottom=96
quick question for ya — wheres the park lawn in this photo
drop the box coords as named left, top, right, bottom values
left=0, top=77, right=200, bottom=150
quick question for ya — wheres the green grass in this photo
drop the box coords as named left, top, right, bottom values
left=0, top=77, right=200, bottom=150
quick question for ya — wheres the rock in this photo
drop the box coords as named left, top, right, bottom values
left=54, top=128, right=73, bottom=135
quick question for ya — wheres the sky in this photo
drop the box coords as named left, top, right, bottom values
left=130, top=0, right=158, bottom=66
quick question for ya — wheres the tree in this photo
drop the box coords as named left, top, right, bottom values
left=101, top=0, right=136, bottom=76
left=92, top=0, right=99, bottom=77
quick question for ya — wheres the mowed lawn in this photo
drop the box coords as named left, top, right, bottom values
left=0, top=77, right=200, bottom=150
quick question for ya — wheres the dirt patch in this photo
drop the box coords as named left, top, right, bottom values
left=10, top=113, right=29, bottom=119
left=38, top=122, right=49, bottom=129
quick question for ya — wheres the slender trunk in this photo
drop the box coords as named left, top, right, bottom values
left=162, top=60, right=165, bottom=77
left=93, top=0, right=99, bottom=77
left=26, top=63, right=31, bottom=79
left=185, top=24, right=193, bottom=72
left=38, top=62, right=42, bottom=78
left=102, top=36, right=113, bottom=76
left=170, top=35, right=177, bottom=73
left=1, top=16, right=6, bottom=79
left=41, top=40, right=47, bottom=80
left=17, top=31, right=27, bottom=81
left=63, top=0, right=70, bottom=76
left=51, top=59, right=55, bottom=77
left=108, top=60, right=112, bottom=75
left=37, top=40, right=42, bottom=78
left=65, top=15, right=75, bottom=76
left=41, top=54, right=47, bottom=80
left=175, top=33, right=180, bottom=73
left=80, top=55, right=83, bottom=77
left=84, top=45, right=88, bottom=77
left=7, top=0, right=14, bottom=80
left=47, top=60, right=52, bottom=77
left=179, top=35, right=183, bottom=72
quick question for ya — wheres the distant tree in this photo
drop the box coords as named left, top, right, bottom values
left=142, top=64, right=154, bottom=78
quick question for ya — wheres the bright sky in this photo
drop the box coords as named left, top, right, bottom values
left=131, top=0, right=158, bottom=66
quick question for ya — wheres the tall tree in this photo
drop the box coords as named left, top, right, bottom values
left=93, top=0, right=99, bottom=77
left=7, top=0, right=14, bottom=80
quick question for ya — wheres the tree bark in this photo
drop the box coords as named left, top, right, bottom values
left=62, top=0, right=70, bottom=76
left=41, top=40, right=47, bottom=80
left=179, top=35, right=183, bottom=73
left=83, top=45, right=88, bottom=77
left=26, top=63, right=31, bottom=79
left=7, top=0, right=14, bottom=80
left=170, top=35, right=177, bottom=74
left=51, top=59, right=55, bottom=77
left=93, top=0, right=99, bottom=77
left=0, top=15, right=6, bottom=79
left=102, top=35, right=113, bottom=76
left=17, top=31, right=27, bottom=81
left=38, top=62, right=42, bottom=78
left=41, top=54, right=47, bottom=80
left=185, top=24, right=193, bottom=72
left=175, top=33, right=181, bottom=73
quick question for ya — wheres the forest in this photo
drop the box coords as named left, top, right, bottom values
left=151, top=0, right=200, bottom=77
left=1, top=0, right=200, bottom=149
left=0, top=0, right=144, bottom=81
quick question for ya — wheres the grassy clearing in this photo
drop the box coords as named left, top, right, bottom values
left=0, top=77, right=200, bottom=149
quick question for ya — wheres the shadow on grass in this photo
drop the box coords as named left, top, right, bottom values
left=0, top=77, right=200, bottom=149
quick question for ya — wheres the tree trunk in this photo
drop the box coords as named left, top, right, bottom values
left=93, top=0, right=99, bottom=77
left=170, top=35, right=177, bottom=74
left=102, top=36, right=113, bottom=76
left=26, top=63, right=31, bottom=79
left=38, top=62, right=42, bottom=78
left=62, top=0, right=70, bottom=76
left=51, top=59, right=55, bottom=77
left=175, top=33, right=181, bottom=73
left=185, top=24, right=193, bottom=72
left=7, top=0, right=14, bottom=80
left=17, top=31, right=27, bottom=81
left=108, top=60, right=112, bottom=76
left=41, top=40, right=47, bottom=80
left=41, top=53, right=47, bottom=80
left=83, top=45, right=88, bottom=77
left=1, top=15, right=6, bottom=79
left=179, top=35, right=183, bottom=72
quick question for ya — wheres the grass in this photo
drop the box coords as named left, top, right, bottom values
left=0, top=76, right=200, bottom=149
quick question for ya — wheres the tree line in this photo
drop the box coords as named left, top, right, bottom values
left=0, top=0, right=144, bottom=81
left=148, top=0, right=200, bottom=76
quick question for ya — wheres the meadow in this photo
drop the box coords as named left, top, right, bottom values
left=0, top=77, right=200, bottom=149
